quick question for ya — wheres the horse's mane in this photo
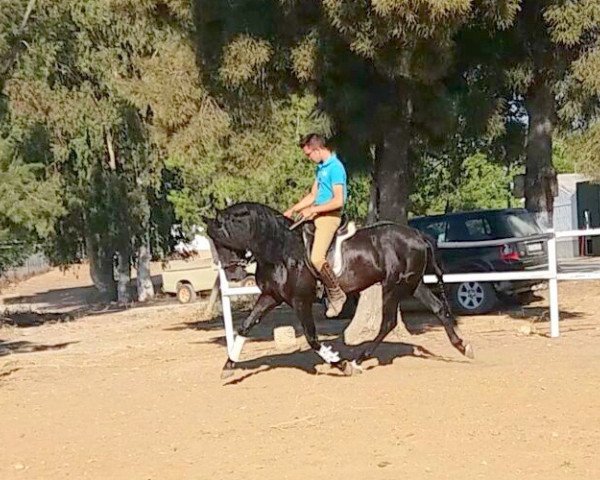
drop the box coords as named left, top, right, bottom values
left=223, top=202, right=305, bottom=264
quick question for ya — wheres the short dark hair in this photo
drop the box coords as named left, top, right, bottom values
left=299, top=133, right=327, bottom=149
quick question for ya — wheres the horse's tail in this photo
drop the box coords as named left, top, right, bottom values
left=421, top=233, right=444, bottom=281
left=421, top=233, right=456, bottom=324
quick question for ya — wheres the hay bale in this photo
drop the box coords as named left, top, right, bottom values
left=273, top=326, right=297, bottom=350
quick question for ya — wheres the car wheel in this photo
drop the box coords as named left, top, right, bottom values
left=176, top=282, right=197, bottom=304
left=451, top=281, right=497, bottom=314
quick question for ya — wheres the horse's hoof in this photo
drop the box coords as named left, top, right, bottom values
left=339, top=360, right=363, bottom=376
left=464, top=343, right=475, bottom=359
left=341, top=360, right=354, bottom=377
left=221, top=359, right=236, bottom=379
left=351, top=360, right=364, bottom=374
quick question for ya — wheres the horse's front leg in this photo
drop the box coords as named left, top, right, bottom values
left=222, top=292, right=281, bottom=378
left=293, top=297, right=351, bottom=375
left=237, top=292, right=281, bottom=337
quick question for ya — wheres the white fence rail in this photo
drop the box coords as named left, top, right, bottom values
left=218, top=228, right=600, bottom=358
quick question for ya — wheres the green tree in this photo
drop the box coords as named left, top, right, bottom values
left=2, top=1, right=200, bottom=300
left=456, top=0, right=600, bottom=227
left=0, top=137, right=63, bottom=274
left=1, top=1, right=64, bottom=275
left=553, top=137, right=576, bottom=174
left=0, top=0, right=36, bottom=82
left=166, top=93, right=329, bottom=230
left=193, top=1, right=500, bottom=223
left=411, top=152, right=518, bottom=215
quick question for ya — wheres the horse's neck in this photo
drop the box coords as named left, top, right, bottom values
left=250, top=225, right=303, bottom=264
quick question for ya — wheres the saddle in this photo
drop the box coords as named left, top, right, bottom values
left=302, top=214, right=357, bottom=278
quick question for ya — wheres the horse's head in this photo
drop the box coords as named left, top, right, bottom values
left=204, top=206, right=256, bottom=281
left=210, top=241, right=249, bottom=281
left=204, top=205, right=256, bottom=250
left=205, top=202, right=302, bottom=267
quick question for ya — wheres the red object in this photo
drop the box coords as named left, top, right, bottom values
left=500, top=244, right=520, bottom=262
left=579, top=236, right=584, bottom=256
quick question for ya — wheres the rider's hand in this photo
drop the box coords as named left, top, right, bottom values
left=283, top=209, right=295, bottom=219
left=300, top=207, right=317, bottom=220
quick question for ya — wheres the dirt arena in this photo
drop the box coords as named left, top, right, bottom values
left=1, top=267, right=600, bottom=479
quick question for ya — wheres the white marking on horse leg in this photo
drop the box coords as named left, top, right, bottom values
left=317, top=344, right=341, bottom=364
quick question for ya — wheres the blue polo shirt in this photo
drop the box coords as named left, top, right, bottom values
left=315, top=153, right=347, bottom=206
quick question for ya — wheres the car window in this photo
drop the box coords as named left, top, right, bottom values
left=500, top=212, right=542, bottom=236
left=465, top=218, right=493, bottom=240
left=446, top=216, right=493, bottom=241
left=412, top=209, right=542, bottom=242
left=414, top=219, right=447, bottom=242
left=446, top=217, right=468, bottom=241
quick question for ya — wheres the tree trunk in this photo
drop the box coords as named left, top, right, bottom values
left=85, top=231, right=116, bottom=301
left=205, top=277, right=221, bottom=317
left=377, top=98, right=412, bottom=223
left=344, top=285, right=409, bottom=345
left=347, top=95, right=413, bottom=341
left=525, top=80, right=557, bottom=230
left=136, top=241, right=155, bottom=302
left=366, top=145, right=380, bottom=224
left=116, top=247, right=131, bottom=304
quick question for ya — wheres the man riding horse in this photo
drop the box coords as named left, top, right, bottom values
left=205, top=135, right=473, bottom=378
left=284, top=133, right=348, bottom=318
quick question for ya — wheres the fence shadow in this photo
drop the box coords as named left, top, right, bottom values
left=0, top=339, right=78, bottom=357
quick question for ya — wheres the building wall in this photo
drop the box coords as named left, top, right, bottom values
left=553, top=192, right=579, bottom=259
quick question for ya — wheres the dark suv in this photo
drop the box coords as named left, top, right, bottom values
left=409, top=208, right=548, bottom=314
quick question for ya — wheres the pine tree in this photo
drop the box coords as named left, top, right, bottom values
left=193, top=0, right=516, bottom=222
left=456, top=0, right=600, bottom=227
left=2, top=1, right=203, bottom=300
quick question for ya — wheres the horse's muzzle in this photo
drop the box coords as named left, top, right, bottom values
left=223, top=264, right=247, bottom=282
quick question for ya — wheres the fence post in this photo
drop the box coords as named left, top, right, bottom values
left=218, top=267, right=236, bottom=358
left=547, top=230, right=560, bottom=338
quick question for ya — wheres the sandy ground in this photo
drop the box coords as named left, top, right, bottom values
left=1, top=267, right=600, bottom=479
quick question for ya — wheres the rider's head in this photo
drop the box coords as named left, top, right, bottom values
left=299, top=133, right=331, bottom=163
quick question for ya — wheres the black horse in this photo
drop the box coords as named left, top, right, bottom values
left=205, top=202, right=473, bottom=376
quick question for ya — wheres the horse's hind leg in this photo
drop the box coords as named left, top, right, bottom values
left=413, top=282, right=474, bottom=359
left=356, top=284, right=402, bottom=365
left=222, top=293, right=281, bottom=378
